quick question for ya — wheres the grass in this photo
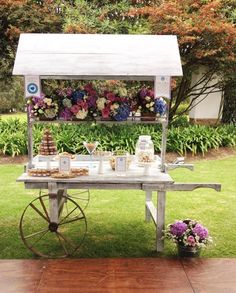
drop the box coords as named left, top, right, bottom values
left=0, top=156, right=235, bottom=259
left=0, top=112, right=27, bottom=121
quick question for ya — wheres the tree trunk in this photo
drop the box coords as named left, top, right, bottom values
left=221, top=79, right=236, bottom=124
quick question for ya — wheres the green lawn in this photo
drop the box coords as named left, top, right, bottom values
left=0, top=112, right=27, bottom=121
left=0, top=156, right=235, bottom=259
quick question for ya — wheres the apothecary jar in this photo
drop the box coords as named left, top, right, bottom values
left=135, top=135, right=154, bottom=165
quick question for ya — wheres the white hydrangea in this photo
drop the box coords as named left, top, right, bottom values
left=76, top=109, right=88, bottom=120
left=43, top=98, right=52, bottom=106
left=96, top=97, right=107, bottom=111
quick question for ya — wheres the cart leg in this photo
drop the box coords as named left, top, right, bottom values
left=145, top=191, right=152, bottom=222
left=58, top=189, right=67, bottom=217
left=48, top=182, right=59, bottom=224
left=156, top=190, right=166, bottom=252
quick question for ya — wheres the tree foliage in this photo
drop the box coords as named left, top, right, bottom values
left=130, top=0, right=236, bottom=120
left=0, top=0, right=62, bottom=79
left=62, top=0, right=153, bottom=34
left=0, top=0, right=62, bottom=112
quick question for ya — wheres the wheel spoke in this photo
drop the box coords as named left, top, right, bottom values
left=29, top=230, right=49, bottom=249
left=59, top=206, right=77, bottom=225
left=39, top=196, right=50, bottom=221
left=56, top=231, right=76, bottom=249
left=29, top=203, right=49, bottom=222
left=24, top=228, right=49, bottom=240
left=56, top=233, right=69, bottom=255
left=59, top=215, right=85, bottom=226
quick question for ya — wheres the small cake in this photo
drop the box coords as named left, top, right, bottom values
left=38, top=128, right=57, bottom=156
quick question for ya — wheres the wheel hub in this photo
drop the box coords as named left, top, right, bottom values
left=48, top=222, right=58, bottom=232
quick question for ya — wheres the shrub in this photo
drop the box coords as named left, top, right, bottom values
left=0, top=119, right=235, bottom=157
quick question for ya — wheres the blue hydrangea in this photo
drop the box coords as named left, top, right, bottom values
left=154, top=98, right=167, bottom=115
left=72, top=90, right=86, bottom=104
left=113, top=103, right=130, bottom=121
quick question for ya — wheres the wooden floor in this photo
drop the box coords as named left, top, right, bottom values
left=1, top=258, right=236, bottom=292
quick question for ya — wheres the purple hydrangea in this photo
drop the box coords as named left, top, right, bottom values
left=87, top=95, right=97, bottom=108
left=32, top=95, right=45, bottom=107
left=139, top=88, right=148, bottom=98
left=59, top=108, right=73, bottom=121
left=192, top=223, right=209, bottom=240
left=66, top=87, right=73, bottom=97
left=170, top=221, right=188, bottom=237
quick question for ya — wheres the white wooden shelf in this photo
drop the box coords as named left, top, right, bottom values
left=30, top=118, right=167, bottom=125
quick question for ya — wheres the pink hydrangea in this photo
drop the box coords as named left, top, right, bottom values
left=70, top=104, right=80, bottom=114
left=102, top=107, right=110, bottom=118
left=187, top=235, right=196, bottom=246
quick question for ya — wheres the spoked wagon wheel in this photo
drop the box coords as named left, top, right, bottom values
left=19, top=195, right=87, bottom=258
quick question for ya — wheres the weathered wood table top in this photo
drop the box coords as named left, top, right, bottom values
left=17, top=161, right=174, bottom=190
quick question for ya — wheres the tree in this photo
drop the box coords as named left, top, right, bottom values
left=0, top=0, right=62, bottom=112
left=130, top=0, right=236, bottom=120
left=62, top=0, right=152, bottom=35
left=221, top=79, right=236, bottom=124
left=0, top=0, right=62, bottom=79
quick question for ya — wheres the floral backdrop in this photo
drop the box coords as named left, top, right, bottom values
left=28, top=81, right=167, bottom=121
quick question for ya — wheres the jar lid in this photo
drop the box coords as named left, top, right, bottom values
left=139, top=135, right=151, bottom=141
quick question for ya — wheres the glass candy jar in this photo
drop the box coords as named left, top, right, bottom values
left=135, top=135, right=154, bottom=165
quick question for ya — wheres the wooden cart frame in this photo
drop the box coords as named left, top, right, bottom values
left=13, top=34, right=221, bottom=257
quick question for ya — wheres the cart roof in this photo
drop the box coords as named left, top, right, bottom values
left=13, top=33, right=183, bottom=80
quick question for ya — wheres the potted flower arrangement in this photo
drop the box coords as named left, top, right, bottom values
left=28, top=94, right=59, bottom=120
left=164, top=219, right=212, bottom=257
left=136, top=87, right=167, bottom=121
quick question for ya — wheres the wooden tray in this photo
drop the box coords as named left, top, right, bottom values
left=51, top=172, right=76, bottom=179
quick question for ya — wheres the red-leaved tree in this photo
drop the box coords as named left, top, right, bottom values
left=129, top=0, right=236, bottom=120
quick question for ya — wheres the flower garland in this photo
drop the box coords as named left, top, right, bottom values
left=28, top=84, right=167, bottom=121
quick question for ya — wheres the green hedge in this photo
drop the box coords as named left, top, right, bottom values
left=0, top=119, right=235, bottom=157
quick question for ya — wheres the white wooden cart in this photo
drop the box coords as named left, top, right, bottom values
left=13, top=34, right=221, bottom=258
